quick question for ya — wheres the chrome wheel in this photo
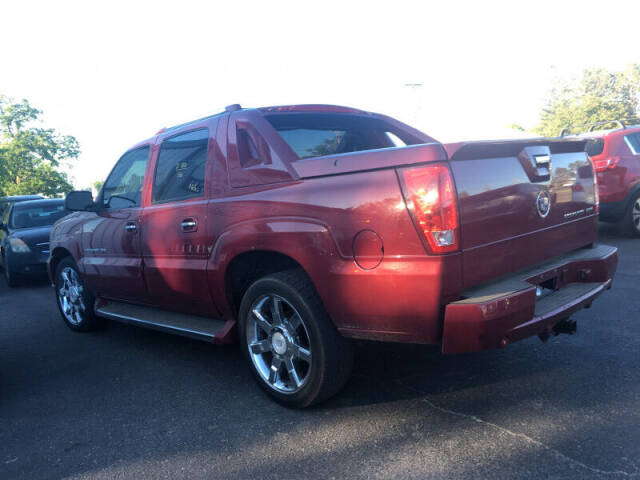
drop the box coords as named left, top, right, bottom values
left=58, top=266, right=86, bottom=325
left=633, top=198, right=640, bottom=232
left=246, top=294, right=312, bottom=394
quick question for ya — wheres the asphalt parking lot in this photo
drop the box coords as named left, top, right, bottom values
left=1, top=224, right=638, bottom=480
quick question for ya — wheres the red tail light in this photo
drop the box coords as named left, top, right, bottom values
left=593, top=170, right=600, bottom=213
left=399, top=163, right=459, bottom=254
left=592, top=156, right=619, bottom=172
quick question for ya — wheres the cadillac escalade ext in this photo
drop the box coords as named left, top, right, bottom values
left=50, top=104, right=617, bottom=407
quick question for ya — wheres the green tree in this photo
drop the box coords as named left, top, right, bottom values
left=534, top=65, right=640, bottom=137
left=0, top=95, right=78, bottom=197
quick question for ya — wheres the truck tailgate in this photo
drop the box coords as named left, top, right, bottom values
left=445, top=139, right=598, bottom=288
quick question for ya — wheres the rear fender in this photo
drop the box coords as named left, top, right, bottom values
left=207, top=217, right=341, bottom=319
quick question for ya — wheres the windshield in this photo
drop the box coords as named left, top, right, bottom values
left=11, top=202, right=68, bottom=229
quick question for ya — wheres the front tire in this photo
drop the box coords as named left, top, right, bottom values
left=238, top=269, right=353, bottom=408
left=55, top=257, right=102, bottom=331
left=3, top=258, right=19, bottom=288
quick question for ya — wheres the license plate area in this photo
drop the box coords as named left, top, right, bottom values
left=535, top=276, right=559, bottom=300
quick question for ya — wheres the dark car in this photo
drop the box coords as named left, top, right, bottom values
left=51, top=104, right=616, bottom=407
left=0, top=195, right=44, bottom=266
left=0, top=195, right=43, bottom=221
left=1, top=198, right=69, bottom=287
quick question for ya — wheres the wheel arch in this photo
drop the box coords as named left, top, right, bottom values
left=209, top=218, right=342, bottom=320
left=624, top=181, right=640, bottom=206
left=49, top=246, right=74, bottom=279
left=224, top=250, right=313, bottom=318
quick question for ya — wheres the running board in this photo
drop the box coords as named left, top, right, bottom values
left=95, top=300, right=226, bottom=342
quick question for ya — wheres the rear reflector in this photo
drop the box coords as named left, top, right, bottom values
left=398, top=163, right=459, bottom=254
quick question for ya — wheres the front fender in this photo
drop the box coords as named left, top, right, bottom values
left=49, top=212, right=87, bottom=275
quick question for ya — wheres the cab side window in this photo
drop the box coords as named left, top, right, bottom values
left=152, top=129, right=209, bottom=204
left=102, top=146, right=150, bottom=209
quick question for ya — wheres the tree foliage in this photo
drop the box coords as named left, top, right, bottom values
left=533, top=65, right=640, bottom=137
left=92, top=180, right=104, bottom=194
left=0, top=95, right=78, bottom=197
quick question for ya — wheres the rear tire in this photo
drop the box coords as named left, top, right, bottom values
left=54, top=257, right=103, bottom=331
left=238, top=269, right=353, bottom=408
left=620, top=191, right=640, bottom=238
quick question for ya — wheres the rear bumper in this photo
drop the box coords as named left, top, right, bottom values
left=442, top=244, right=618, bottom=354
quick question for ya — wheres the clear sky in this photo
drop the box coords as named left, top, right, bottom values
left=2, top=0, right=639, bottom=189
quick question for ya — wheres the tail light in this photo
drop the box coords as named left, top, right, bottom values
left=592, top=156, right=619, bottom=172
left=593, top=170, right=600, bottom=213
left=587, top=156, right=601, bottom=213
left=398, top=163, right=459, bottom=254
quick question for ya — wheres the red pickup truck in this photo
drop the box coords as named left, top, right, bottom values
left=50, top=104, right=617, bottom=407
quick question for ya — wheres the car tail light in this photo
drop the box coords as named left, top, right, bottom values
left=398, top=163, right=459, bottom=254
left=593, top=170, right=600, bottom=213
left=592, top=156, right=619, bottom=172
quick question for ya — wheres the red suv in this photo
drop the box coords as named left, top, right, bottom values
left=565, top=121, right=640, bottom=236
left=50, top=105, right=617, bottom=407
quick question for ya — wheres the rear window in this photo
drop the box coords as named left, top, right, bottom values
left=585, top=138, right=604, bottom=157
left=265, top=113, right=422, bottom=160
left=11, top=203, right=68, bottom=229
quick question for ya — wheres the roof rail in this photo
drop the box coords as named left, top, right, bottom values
left=559, top=119, right=635, bottom=137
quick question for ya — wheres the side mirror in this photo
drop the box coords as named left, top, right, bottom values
left=65, top=191, right=95, bottom=211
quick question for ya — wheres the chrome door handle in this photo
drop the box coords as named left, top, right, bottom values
left=125, top=222, right=137, bottom=233
left=181, top=218, right=197, bottom=232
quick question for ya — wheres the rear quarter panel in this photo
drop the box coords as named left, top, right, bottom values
left=207, top=170, right=462, bottom=343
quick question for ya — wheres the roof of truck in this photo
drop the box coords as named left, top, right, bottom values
left=258, top=104, right=367, bottom=114
left=159, top=104, right=368, bottom=132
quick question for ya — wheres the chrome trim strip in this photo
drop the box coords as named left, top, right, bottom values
left=95, top=308, right=216, bottom=342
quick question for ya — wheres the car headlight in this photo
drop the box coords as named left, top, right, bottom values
left=8, top=237, right=31, bottom=253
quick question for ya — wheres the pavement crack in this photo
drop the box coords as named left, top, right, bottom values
left=421, top=396, right=638, bottom=478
